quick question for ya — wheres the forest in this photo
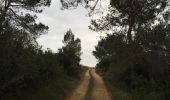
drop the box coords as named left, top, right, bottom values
left=0, top=0, right=170, bottom=100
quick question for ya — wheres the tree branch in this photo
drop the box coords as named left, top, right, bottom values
left=8, top=8, right=38, bottom=34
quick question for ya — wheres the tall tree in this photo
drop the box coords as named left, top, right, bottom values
left=58, top=29, right=81, bottom=76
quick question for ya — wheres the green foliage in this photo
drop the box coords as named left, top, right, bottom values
left=94, top=24, right=170, bottom=99
left=0, top=25, right=52, bottom=96
left=91, top=1, right=170, bottom=99
left=0, top=1, right=83, bottom=99
left=0, top=24, right=82, bottom=99
left=58, top=29, right=82, bottom=77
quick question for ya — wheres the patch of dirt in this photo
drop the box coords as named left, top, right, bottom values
left=91, top=69, right=112, bottom=100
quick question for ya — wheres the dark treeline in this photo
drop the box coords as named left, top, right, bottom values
left=0, top=0, right=82, bottom=99
left=91, top=0, right=170, bottom=100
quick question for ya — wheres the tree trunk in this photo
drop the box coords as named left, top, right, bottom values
left=127, top=23, right=133, bottom=43
left=127, top=15, right=135, bottom=44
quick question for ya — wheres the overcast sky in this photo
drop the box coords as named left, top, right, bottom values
left=36, top=0, right=108, bottom=67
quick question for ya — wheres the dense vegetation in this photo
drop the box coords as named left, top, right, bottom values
left=0, top=0, right=83, bottom=99
left=92, top=0, right=170, bottom=100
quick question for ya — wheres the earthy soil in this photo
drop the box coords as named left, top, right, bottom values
left=65, top=69, right=112, bottom=100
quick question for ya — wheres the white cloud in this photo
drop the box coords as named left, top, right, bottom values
left=36, top=0, right=106, bottom=67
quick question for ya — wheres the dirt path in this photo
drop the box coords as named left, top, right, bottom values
left=91, top=69, right=112, bottom=100
left=65, top=69, right=90, bottom=100
left=65, top=69, right=112, bottom=100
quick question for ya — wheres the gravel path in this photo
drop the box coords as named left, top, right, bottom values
left=65, top=69, right=112, bottom=100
